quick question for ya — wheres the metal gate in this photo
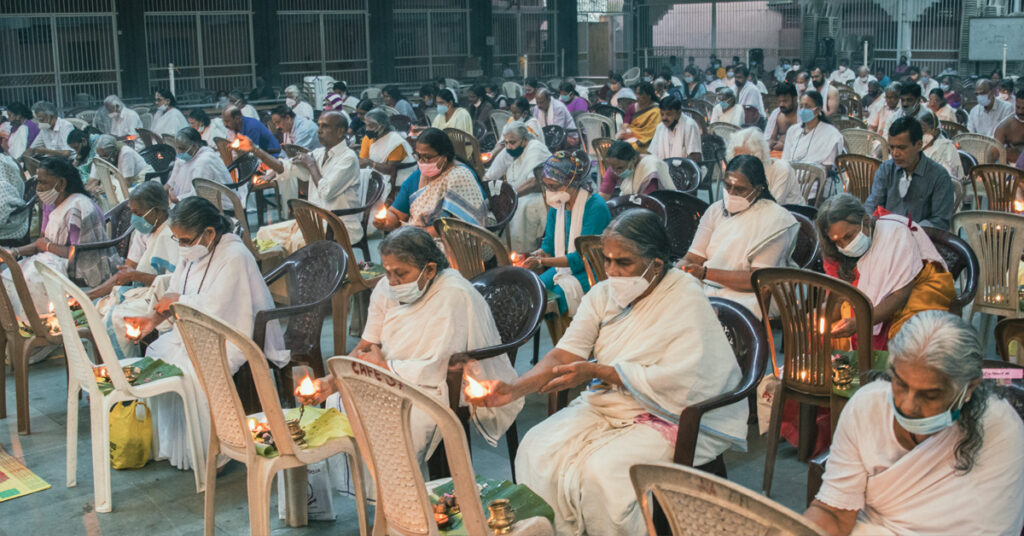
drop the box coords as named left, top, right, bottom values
left=493, top=2, right=559, bottom=79
left=277, top=0, right=371, bottom=88
left=577, top=1, right=632, bottom=77
left=143, top=0, right=255, bottom=101
left=393, top=0, right=471, bottom=83
left=0, top=0, right=120, bottom=111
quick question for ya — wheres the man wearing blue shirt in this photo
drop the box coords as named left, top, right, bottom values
left=221, top=106, right=281, bottom=157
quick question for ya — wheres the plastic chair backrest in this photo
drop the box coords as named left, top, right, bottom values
left=922, top=225, right=978, bottom=314
left=953, top=211, right=1024, bottom=318
left=836, top=154, right=882, bottom=203
left=649, top=190, right=709, bottom=261
left=783, top=203, right=817, bottom=222
left=281, top=144, right=310, bottom=158
left=288, top=199, right=365, bottom=289
left=664, top=157, right=702, bottom=193
left=686, top=100, right=713, bottom=122
left=574, top=235, right=607, bottom=286
left=489, top=110, right=512, bottom=138
left=592, top=136, right=615, bottom=177
left=788, top=211, right=821, bottom=270
left=502, top=81, right=524, bottom=99
left=752, top=267, right=874, bottom=391
left=790, top=162, right=827, bottom=207
left=390, top=114, right=412, bottom=134
left=91, top=157, right=128, bottom=208
left=958, top=150, right=977, bottom=180
left=606, top=194, right=667, bottom=226
left=443, top=128, right=484, bottom=176
left=433, top=217, right=510, bottom=280
left=955, top=133, right=1005, bottom=165
left=21, top=155, right=40, bottom=177
left=191, top=179, right=254, bottom=250
left=486, top=180, right=518, bottom=234
left=742, top=105, right=761, bottom=127
left=970, top=164, right=1023, bottom=212
left=841, top=128, right=889, bottom=160
left=0, top=249, right=46, bottom=337
left=469, top=266, right=545, bottom=352
left=138, top=143, right=176, bottom=172
left=327, top=356, right=490, bottom=536
left=995, top=319, right=1024, bottom=362
left=681, top=108, right=708, bottom=133
left=707, top=122, right=739, bottom=139
left=228, top=152, right=261, bottom=186
left=542, top=125, right=566, bottom=152
left=576, top=113, right=616, bottom=153
left=631, top=462, right=826, bottom=536
left=940, top=120, right=967, bottom=138
left=829, top=116, right=865, bottom=131
left=136, top=128, right=160, bottom=147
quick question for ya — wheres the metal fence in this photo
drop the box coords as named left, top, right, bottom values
left=393, top=0, right=472, bottom=83
left=493, top=1, right=560, bottom=79
left=276, top=3, right=371, bottom=89
left=143, top=0, right=255, bottom=100
left=0, top=0, right=120, bottom=110
left=577, top=3, right=633, bottom=77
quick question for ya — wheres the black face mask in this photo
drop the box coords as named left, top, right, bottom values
left=666, top=119, right=679, bottom=130
left=365, top=128, right=381, bottom=140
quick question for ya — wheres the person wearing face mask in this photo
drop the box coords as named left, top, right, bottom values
left=829, top=59, right=856, bottom=85
left=127, top=196, right=288, bottom=475
left=356, top=108, right=415, bottom=208
left=995, top=89, right=1024, bottom=165
left=185, top=108, right=228, bottom=147
left=704, top=68, right=724, bottom=92
left=5, top=156, right=117, bottom=317
left=164, top=127, right=232, bottom=204
left=67, top=128, right=99, bottom=185
left=607, top=73, right=635, bottom=108
left=865, top=116, right=954, bottom=229
left=0, top=143, right=28, bottom=242
left=805, top=311, right=1024, bottom=536
left=600, top=140, right=673, bottom=199
left=918, top=67, right=939, bottom=95
left=505, top=96, right=543, bottom=139
left=483, top=121, right=550, bottom=252
left=281, top=84, right=313, bottom=120
left=678, top=155, right=798, bottom=317
left=150, top=88, right=189, bottom=137
left=782, top=90, right=845, bottom=172
left=485, top=81, right=510, bottom=110
left=515, top=151, right=610, bottom=317
left=430, top=88, right=474, bottom=140
left=270, top=104, right=320, bottom=151
left=466, top=84, right=495, bottom=127
left=472, top=209, right=748, bottom=536
left=868, top=82, right=902, bottom=136
left=681, top=66, right=707, bottom=100
left=649, top=96, right=702, bottom=161
left=533, top=88, right=578, bottom=134
left=710, top=87, right=744, bottom=127
left=255, top=111, right=364, bottom=252
left=916, top=110, right=964, bottom=190
left=101, top=94, right=142, bottom=138
left=766, top=83, right=799, bottom=155
left=926, top=87, right=957, bottom=122
left=89, top=182, right=179, bottom=357
left=374, top=127, right=487, bottom=233
left=615, top=82, right=660, bottom=151
left=524, top=77, right=539, bottom=103
left=810, top=67, right=840, bottom=115
left=2, top=102, right=38, bottom=160
left=227, top=90, right=259, bottom=120
left=558, top=82, right=589, bottom=114
left=997, top=79, right=1016, bottom=105
left=968, top=79, right=1014, bottom=137
left=774, top=58, right=791, bottom=83
left=734, top=65, right=766, bottom=119
left=26, top=100, right=74, bottom=159
left=728, top=127, right=805, bottom=204
left=887, top=82, right=924, bottom=133
left=817, top=194, right=953, bottom=347
left=794, top=71, right=810, bottom=96
left=851, top=66, right=877, bottom=98
left=90, top=134, right=153, bottom=190
left=296, top=226, right=523, bottom=499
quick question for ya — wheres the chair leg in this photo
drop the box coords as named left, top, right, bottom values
left=332, top=289, right=351, bottom=356
left=348, top=450, right=370, bottom=536
left=203, top=439, right=220, bottom=536
left=93, top=400, right=113, bottom=513
left=13, top=338, right=30, bottom=435
left=0, top=336, right=8, bottom=419
left=66, top=384, right=80, bottom=488
left=796, top=403, right=818, bottom=462
left=505, top=421, right=519, bottom=482
left=246, top=465, right=276, bottom=536
left=762, top=381, right=785, bottom=497
left=531, top=330, right=540, bottom=365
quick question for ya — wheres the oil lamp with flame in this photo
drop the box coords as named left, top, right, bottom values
left=126, top=320, right=142, bottom=341
left=464, top=374, right=492, bottom=400
left=292, top=365, right=317, bottom=422
left=509, top=252, right=523, bottom=265
left=375, top=206, right=389, bottom=221
left=1015, top=200, right=1024, bottom=213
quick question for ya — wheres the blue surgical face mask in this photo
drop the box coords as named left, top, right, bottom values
left=890, top=384, right=968, bottom=436
left=618, top=167, right=633, bottom=180
left=177, top=150, right=194, bottom=162
left=559, top=94, right=572, bottom=103
left=436, top=104, right=449, bottom=115
left=683, top=76, right=694, bottom=84
left=797, top=107, right=816, bottom=124
left=130, top=209, right=155, bottom=234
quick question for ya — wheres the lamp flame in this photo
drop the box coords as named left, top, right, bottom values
left=481, top=152, right=491, bottom=163
left=48, top=302, right=54, bottom=313
left=1014, top=200, right=1024, bottom=213
left=126, top=321, right=141, bottom=339
left=296, top=375, right=316, bottom=397
left=510, top=252, right=522, bottom=264
left=248, top=418, right=257, bottom=432
left=231, top=138, right=241, bottom=149
left=464, top=375, right=490, bottom=399
left=819, top=317, right=826, bottom=334
left=375, top=206, right=388, bottom=220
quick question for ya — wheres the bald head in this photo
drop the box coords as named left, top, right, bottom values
left=317, top=110, right=348, bottom=148
left=222, top=105, right=243, bottom=133
left=536, top=88, right=551, bottom=110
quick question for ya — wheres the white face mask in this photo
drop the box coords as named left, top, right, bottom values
left=37, top=187, right=59, bottom=205
left=37, top=121, right=52, bottom=131
left=608, top=260, right=656, bottom=309
left=890, top=384, right=968, bottom=436
left=108, top=111, right=120, bottom=119
left=158, top=104, right=168, bottom=112
left=976, top=94, right=991, bottom=108
left=546, top=190, right=571, bottom=209
left=179, top=232, right=211, bottom=263
left=837, top=224, right=871, bottom=257
left=386, top=267, right=429, bottom=305
left=285, top=97, right=297, bottom=107
left=722, top=188, right=755, bottom=214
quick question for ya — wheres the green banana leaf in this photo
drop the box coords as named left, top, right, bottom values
left=96, top=357, right=183, bottom=395
left=429, top=476, right=554, bottom=535
left=254, top=406, right=353, bottom=458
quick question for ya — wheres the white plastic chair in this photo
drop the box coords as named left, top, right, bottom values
left=630, top=462, right=826, bottom=535
left=955, top=132, right=1006, bottom=165
left=953, top=211, right=1024, bottom=338
left=575, top=112, right=617, bottom=155
left=327, top=356, right=554, bottom=536
left=360, top=87, right=383, bottom=105
left=171, top=304, right=368, bottom=536
left=36, top=262, right=205, bottom=513
left=707, top=121, right=740, bottom=139
left=791, top=162, right=828, bottom=207
left=67, top=117, right=89, bottom=130
left=840, top=128, right=889, bottom=160
left=502, top=81, right=524, bottom=99
left=91, top=157, right=129, bottom=210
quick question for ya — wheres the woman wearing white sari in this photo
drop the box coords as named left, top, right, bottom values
left=0, top=148, right=27, bottom=241
left=4, top=156, right=116, bottom=318
left=297, top=227, right=522, bottom=496
left=599, top=140, right=674, bottom=199
left=485, top=121, right=551, bottom=252
left=471, top=210, right=748, bottom=535
left=126, top=197, right=288, bottom=472
left=89, top=183, right=178, bottom=360
left=918, top=109, right=964, bottom=183
left=806, top=311, right=1024, bottom=536
left=93, top=134, right=154, bottom=186
left=727, top=127, right=806, bottom=205
left=150, top=88, right=190, bottom=137
left=678, top=155, right=799, bottom=318
left=165, top=128, right=233, bottom=204
left=430, top=89, right=473, bottom=136
left=782, top=90, right=846, bottom=171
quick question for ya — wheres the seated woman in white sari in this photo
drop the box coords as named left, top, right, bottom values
left=93, top=134, right=154, bottom=186
left=125, top=197, right=288, bottom=472
left=782, top=90, right=846, bottom=171
left=598, top=140, right=674, bottom=199
left=677, top=155, right=799, bottom=318
left=485, top=99, right=544, bottom=182
left=296, top=227, right=522, bottom=496
left=151, top=88, right=190, bottom=137
left=917, top=109, right=964, bottom=184
left=470, top=210, right=748, bottom=535
left=4, top=156, right=117, bottom=319
left=0, top=148, right=27, bottom=242
left=805, top=311, right=1024, bottom=536
left=727, top=127, right=806, bottom=205
left=484, top=121, right=551, bottom=252
left=164, top=127, right=233, bottom=205
left=186, top=108, right=229, bottom=148
left=358, top=108, right=416, bottom=205
left=88, top=182, right=179, bottom=360
left=374, top=127, right=488, bottom=235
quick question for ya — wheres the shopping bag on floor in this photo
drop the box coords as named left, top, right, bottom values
left=756, top=373, right=779, bottom=436
left=109, top=401, right=153, bottom=470
left=277, top=460, right=336, bottom=521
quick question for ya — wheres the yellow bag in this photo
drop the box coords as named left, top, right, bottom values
left=109, top=401, right=153, bottom=470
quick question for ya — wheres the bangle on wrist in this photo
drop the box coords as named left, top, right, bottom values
left=701, top=266, right=708, bottom=280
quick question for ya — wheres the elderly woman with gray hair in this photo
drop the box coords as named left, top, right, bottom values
left=709, top=87, right=743, bottom=126
left=100, top=94, right=142, bottom=137
left=471, top=209, right=748, bottom=535
left=358, top=107, right=416, bottom=195
left=805, top=311, right=1024, bottom=535
left=164, top=127, right=232, bottom=204
left=91, top=134, right=154, bottom=186
left=483, top=120, right=552, bottom=251
left=727, top=127, right=805, bottom=205
left=283, top=84, right=314, bottom=120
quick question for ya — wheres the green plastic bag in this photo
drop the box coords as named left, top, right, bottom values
left=109, top=400, right=153, bottom=470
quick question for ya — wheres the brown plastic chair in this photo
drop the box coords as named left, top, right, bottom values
left=791, top=162, right=827, bottom=207
left=444, top=128, right=485, bottom=178
left=20, top=155, right=40, bottom=177
left=606, top=194, right=667, bottom=225
left=289, top=199, right=382, bottom=356
left=171, top=304, right=368, bottom=536
left=940, top=120, right=968, bottom=138
left=135, top=127, right=160, bottom=147
left=840, top=128, right=889, bottom=160
left=592, top=136, right=614, bottom=178
left=574, top=235, right=607, bottom=287
left=330, top=171, right=385, bottom=263
left=327, top=356, right=553, bottom=536
left=433, top=217, right=510, bottom=280
left=969, top=164, right=1023, bottom=212
left=921, top=226, right=978, bottom=316
left=836, top=154, right=881, bottom=203
left=955, top=132, right=1006, bottom=165
left=486, top=180, right=519, bottom=251
left=752, top=267, right=873, bottom=497
left=995, top=318, right=1024, bottom=363
left=631, top=463, right=826, bottom=536
left=650, top=190, right=709, bottom=261
left=681, top=107, right=708, bottom=134
left=953, top=211, right=1024, bottom=338
left=828, top=115, right=865, bottom=131
left=192, top=178, right=286, bottom=269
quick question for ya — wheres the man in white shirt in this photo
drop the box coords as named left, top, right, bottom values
left=270, top=105, right=320, bottom=151
left=829, top=59, right=856, bottom=85
left=918, top=68, right=939, bottom=95
left=228, top=90, right=260, bottom=120
left=734, top=65, right=765, bottom=118
left=103, top=95, right=143, bottom=138
left=27, top=101, right=74, bottom=159
left=283, top=85, right=314, bottom=120
left=851, top=66, right=877, bottom=98
left=533, top=89, right=576, bottom=132
left=773, top=59, right=791, bottom=83
left=649, top=96, right=702, bottom=161
left=968, top=79, right=1014, bottom=137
